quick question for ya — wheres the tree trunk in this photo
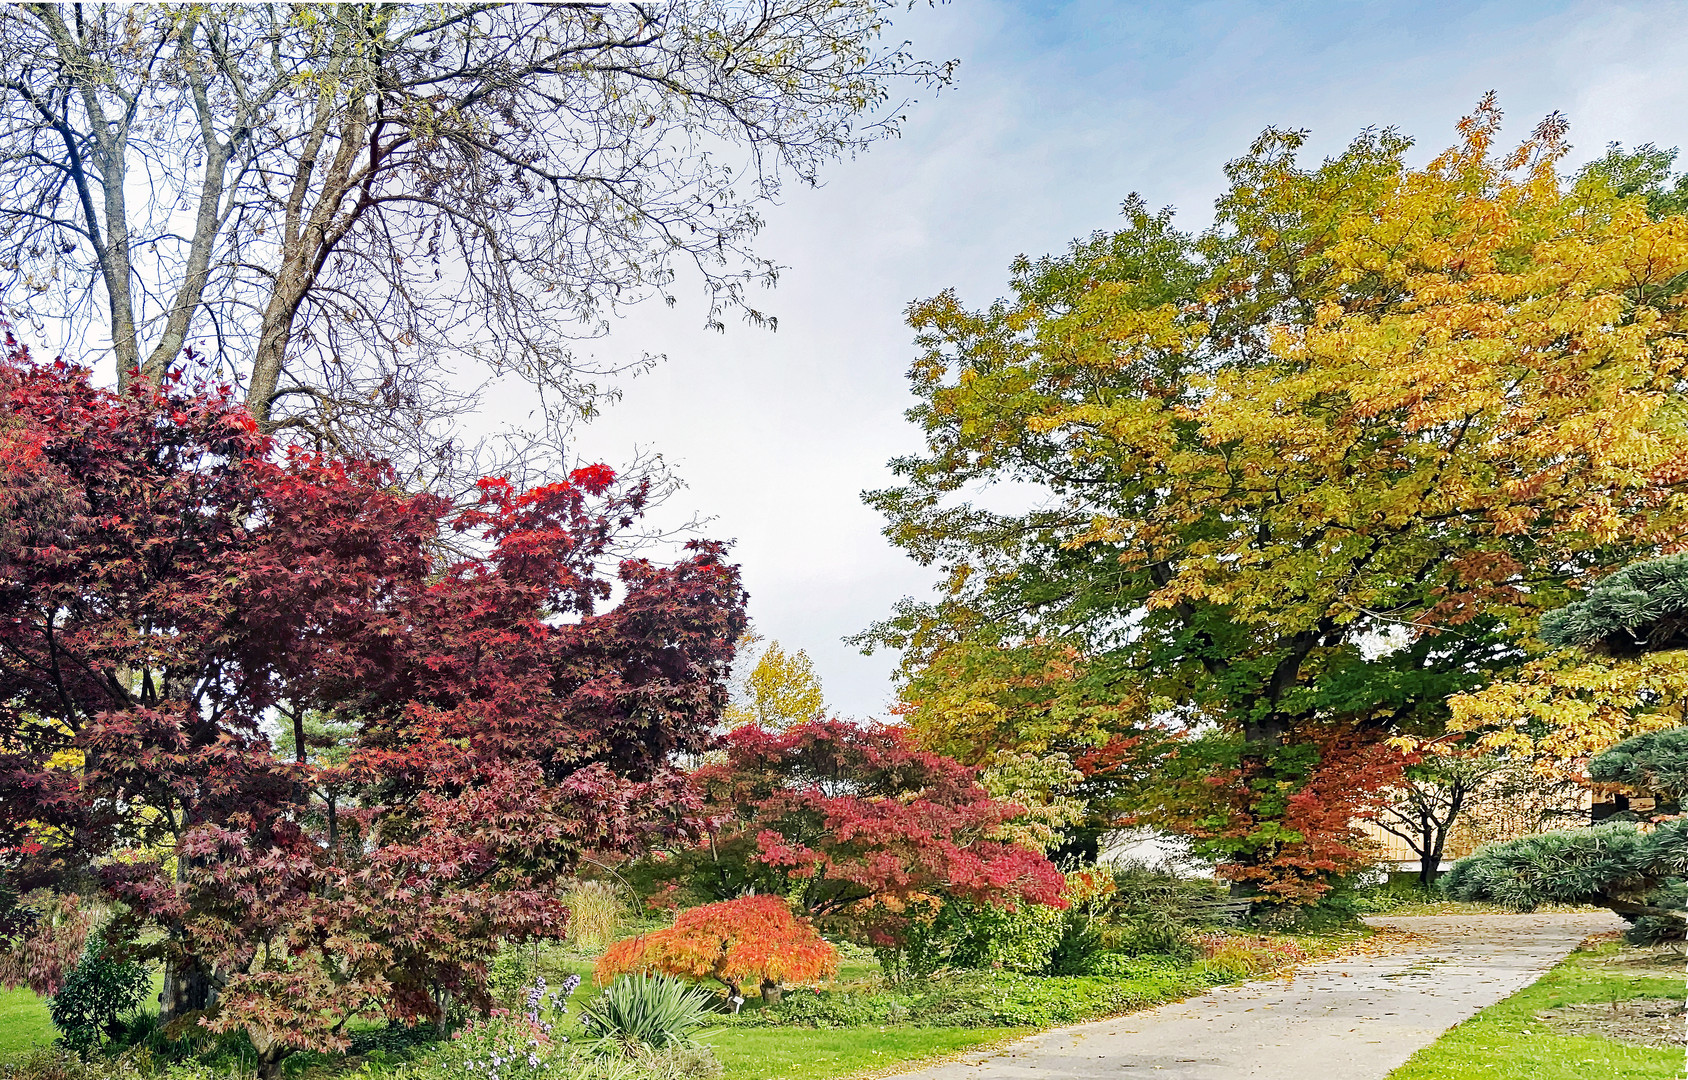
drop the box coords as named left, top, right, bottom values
left=162, top=958, right=214, bottom=1020
left=759, top=979, right=782, bottom=1006
left=249, top=1026, right=292, bottom=1080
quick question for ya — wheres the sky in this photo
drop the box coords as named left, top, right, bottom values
left=487, top=0, right=1688, bottom=718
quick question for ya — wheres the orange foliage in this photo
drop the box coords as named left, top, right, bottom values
left=595, top=895, right=837, bottom=998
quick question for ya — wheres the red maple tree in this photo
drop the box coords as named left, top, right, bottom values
left=597, top=895, right=836, bottom=1003
left=652, top=718, right=1065, bottom=947
left=0, top=343, right=747, bottom=1075
left=1127, top=727, right=1408, bottom=903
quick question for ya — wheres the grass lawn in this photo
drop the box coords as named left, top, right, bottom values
left=1386, top=941, right=1685, bottom=1080
left=706, top=1026, right=1021, bottom=1080
left=0, top=986, right=56, bottom=1061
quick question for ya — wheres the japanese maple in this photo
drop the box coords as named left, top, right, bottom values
left=653, top=718, right=1065, bottom=947
left=0, top=342, right=746, bottom=1075
left=596, top=895, right=836, bottom=1003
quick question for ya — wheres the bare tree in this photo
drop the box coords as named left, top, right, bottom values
left=0, top=2, right=952, bottom=470
left=1373, top=750, right=1514, bottom=890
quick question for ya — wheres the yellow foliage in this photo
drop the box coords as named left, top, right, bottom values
left=1449, top=650, right=1688, bottom=776
left=979, top=749, right=1087, bottom=852
left=725, top=638, right=825, bottom=729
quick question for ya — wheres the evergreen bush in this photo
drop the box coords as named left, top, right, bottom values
left=47, top=923, right=149, bottom=1053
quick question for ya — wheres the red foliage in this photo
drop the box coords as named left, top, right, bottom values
left=675, top=718, right=1066, bottom=945
left=1138, top=728, right=1407, bottom=903
left=0, top=343, right=746, bottom=1066
left=0, top=891, right=94, bottom=997
left=596, top=895, right=837, bottom=998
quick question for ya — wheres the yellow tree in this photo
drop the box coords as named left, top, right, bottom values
left=726, top=639, right=826, bottom=729
left=863, top=97, right=1688, bottom=897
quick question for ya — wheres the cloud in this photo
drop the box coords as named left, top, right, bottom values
left=482, top=0, right=1688, bottom=717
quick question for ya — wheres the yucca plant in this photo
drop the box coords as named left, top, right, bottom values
left=578, top=975, right=716, bottom=1054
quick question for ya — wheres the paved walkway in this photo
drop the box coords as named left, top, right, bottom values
left=893, top=912, right=1624, bottom=1080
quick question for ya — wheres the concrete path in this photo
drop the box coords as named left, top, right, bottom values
left=892, top=912, right=1625, bottom=1080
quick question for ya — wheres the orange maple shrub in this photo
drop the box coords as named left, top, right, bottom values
left=596, top=895, right=837, bottom=1001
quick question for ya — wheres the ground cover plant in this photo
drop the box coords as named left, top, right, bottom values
left=1385, top=940, right=1685, bottom=1080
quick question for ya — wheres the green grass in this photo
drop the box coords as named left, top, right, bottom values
left=0, top=987, right=56, bottom=1061
left=1387, top=942, right=1685, bottom=1080
left=705, top=1026, right=1021, bottom=1080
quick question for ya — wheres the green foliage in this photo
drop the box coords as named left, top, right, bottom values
left=1107, top=912, right=1198, bottom=961
left=1540, top=553, right=1688, bottom=655
left=0, top=1048, right=141, bottom=1080
left=1078, top=953, right=1184, bottom=979
left=397, top=1014, right=720, bottom=1080
left=727, top=961, right=1260, bottom=1031
left=1575, top=143, right=1688, bottom=220
left=46, top=925, right=149, bottom=1053
left=1442, top=819, right=1687, bottom=941
left=345, top=1022, right=449, bottom=1058
left=864, top=103, right=1688, bottom=900
left=577, top=976, right=716, bottom=1055
left=977, top=751, right=1088, bottom=853
left=1623, top=881, right=1688, bottom=946
left=488, top=942, right=540, bottom=1010
left=880, top=900, right=1065, bottom=981
left=1041, top=910, right=1108, bottom=976
left=1588, top=726, right=1688, bottom=804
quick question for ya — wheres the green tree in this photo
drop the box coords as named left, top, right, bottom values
left=862, top=100, right=1688, bottom=899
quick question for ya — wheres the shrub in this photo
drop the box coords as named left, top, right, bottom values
left=661, top=719, right=1066, bottom=947
left=1103, top=862, right=1228, bottom=922
left=1442, top=818, right=1687, bottom=941
left=1108, top=911, right=1198, bottom=961
left=0, top=1049, right=141, bottom=1080
left=1042, top=869, right=1115, bottom=975
left=728, top=970, right=1200, bottom=1029
left=398, top=1013, right=720, bottom=1080
left=488, top=941, right=539, bottom=1010
left=578, top=975, right=716, bottom=1054
left=929, top=899, right=1065, bottom=977
left=48, top=923, right=150, bottom=1052
left=881, top=869, right=1113, bottom=980
left=597, top=896, right=836, bottom=1001
left=1193, top=933, right=1312, bottom=980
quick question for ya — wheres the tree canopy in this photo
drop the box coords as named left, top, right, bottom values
left=0, top=342, right=747, bottom=1073
left=863, top=98, right=1688, bottom=897
left=0, top=2, right=952, bottom=464
left=724, top=638, right=826, bottom=729
left=643, top=717, right=1065, bottom=945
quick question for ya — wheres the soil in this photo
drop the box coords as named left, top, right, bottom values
left=1534, top=997, right=1686, bottom=1048
left=1530, top=942, right=1688, bottom=1049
